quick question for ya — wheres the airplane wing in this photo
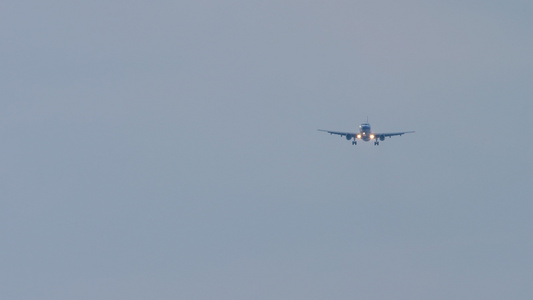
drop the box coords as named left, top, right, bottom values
left=317, top=129, right=357, bottom=137
left=374, top=131, right=415, bottom=138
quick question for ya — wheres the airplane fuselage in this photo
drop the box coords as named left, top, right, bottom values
left=358, top=123, right=373, bottom=141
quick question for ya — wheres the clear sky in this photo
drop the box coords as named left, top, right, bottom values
left=1, top=1, right=532, bottom=299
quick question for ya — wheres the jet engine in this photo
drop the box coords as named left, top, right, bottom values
left=379, top=135, right=385, bottom=141
left=345, top=134, right=353, bottom=140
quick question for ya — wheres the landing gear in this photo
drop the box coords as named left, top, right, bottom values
left=352, top=140, right=357, bottom=145
left=374, top=141, right=379, bottom=146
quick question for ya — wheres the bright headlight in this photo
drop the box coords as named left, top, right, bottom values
left=370, top=134, right=375, bottom=139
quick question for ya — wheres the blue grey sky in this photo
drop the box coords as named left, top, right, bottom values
left=1, top=1, right=532, bottom=299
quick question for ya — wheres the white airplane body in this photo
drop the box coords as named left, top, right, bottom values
left=318, top=121, right=414, bottom=146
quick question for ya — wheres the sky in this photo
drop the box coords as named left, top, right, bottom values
left=1, top=1, right=532, bottom=299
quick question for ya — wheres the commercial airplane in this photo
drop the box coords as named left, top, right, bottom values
left=318, top=120, right=414, bottom=145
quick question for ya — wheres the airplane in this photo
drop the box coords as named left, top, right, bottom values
left=318, top=120, right=414, bottom=146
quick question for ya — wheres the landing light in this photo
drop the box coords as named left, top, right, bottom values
left=357, top=134, right=362, bottom=139
left=370, top=134, right=375, bottom=139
